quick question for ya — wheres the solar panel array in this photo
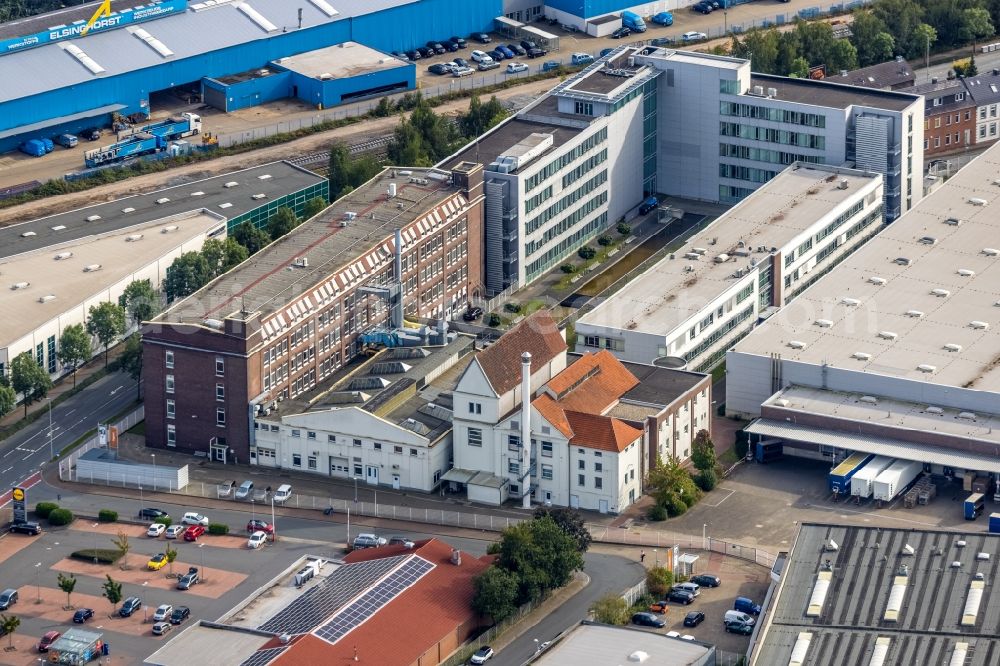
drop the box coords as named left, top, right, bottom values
left=258, top=556, right=406, bottom=635
left=239, top=646, right=288, bottom=666
left=314, top=557, right=435, bottom=645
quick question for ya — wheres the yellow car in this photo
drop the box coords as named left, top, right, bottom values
left=147, top=553, right=168, bottom=571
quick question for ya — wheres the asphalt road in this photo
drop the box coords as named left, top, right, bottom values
left=0, top=372, right=137, bottom=491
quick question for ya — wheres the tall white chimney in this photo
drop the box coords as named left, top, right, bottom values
left=521, top=351, right=532, bottom=509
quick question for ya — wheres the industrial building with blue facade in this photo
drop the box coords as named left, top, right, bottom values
left=0, top=0, right=502, bottom=153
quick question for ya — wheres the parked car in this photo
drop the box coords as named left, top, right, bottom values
left=235, top=480, right=254, bottom=500
left=450, top=36, right=468, bottom=48
left=541, top=60, right=561, bottom=73
left=649, top=37, right=674, bottom=47
left=427, top=41, right=446, bottom=54
left=463, top=306, right=484, bottom=320
left=73, top=607, right=94, bottom=624
left=478, top=60, right=500, bottom=71
left=147, top=553, right=169, bottom=571
left=247, top=519, right=273, bottom=535
left=472, top=32, right=492, bottom=44
left=724, top=610, right=756, bottom=626
left=37, top=631, right=60, bottom=652
left=391, top=50, right=407, bottom=60
left=177, top=568, right=199, bottom=590
left=169, top=606, right=191, bottom=625
left=600, top=47, right=615, bottom=57
left=690, top=574, right=721, bottom=588
left=612, top=26, right=631, bottom=39
left=692, top=1, right=713, bottom=13
left=666, top=588, right=694, bottom=604
left=147, top=523, right=166, bottom=538
left=248, top=530, right=268, bottom=549
left=56, top=133, right=78, bottom=148
left=725, top=620, right=754, bottom=635
left=417, top=46, right=433, bottom=59
left=453, top=57, right=469, bottom=68
left=428, top=63, right=451, bottom=75
left=0, top=589, right=17, bottom=610
left=165, top=525, right=185, bottom=539
left=673, top=582, right=700, bottom=597
left=488, top=48, right=506, bottom=61
left=119, top=597, right=142, bottom=617
left=648, top=599, right=669, bottom=613
left=470, top=646, right=494, bottom=664
left=734, top=596, right=761, bottom=615
left=571, top=52, right=594, bottom=65
left=153, top=604, right=173, bottom=622
left=684, top=610, right=706, bottom=627
left=471, top=50, right=491, bottom=63
left=184, top=525, right=206, bottom=542
left=443, top=40, right=460, bottom=52
left=353, top=533, right=387, bottom=549
left=631, top=612, right=665, bottom=628
left=405, top=49, right=421, bottom=60
left=388, top=536, right=415, bottom=548
left=9, top=521, right=41, bottom=535
left=652, top=11, right=674, bottom=25
left=506, top=62, right=528, bottom=74
left=497, top=44, right=515, bottom=59
left=81, top=128, right=102, bottom=141
left=181, top=512, right=209, bottom=526
left=507, top=42, right=526, bottom=56
left=452, top=66, right=475, bottom=77
left=139, top=508, right=169, bottom=521
left=152, top=621, right=172, bottom=636
left=682, top=31, right=708, bottom=41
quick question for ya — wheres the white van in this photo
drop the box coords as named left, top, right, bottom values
left=273, top=484, right=293, bottom=504
left=673, top=582, right=700, bottom=597
left=724, top=610, right=755, bottom=626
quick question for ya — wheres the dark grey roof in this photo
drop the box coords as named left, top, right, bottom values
left=620, top=361, right=707, bottom=406
left=827, top=58, right=915, bottom=90
left=962, top=71, right=1000, bottom=105
left=750, top=74, right=920, bottom=111
left=447, top=116, right=583, bottom=173
left=0, top=161, right=324, bottom=260
left=753, top=523, right=1000, bottom=666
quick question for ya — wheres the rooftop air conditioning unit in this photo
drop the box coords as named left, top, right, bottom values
left=252, top=193, right=266, bottom=200
left=121, top=207, right=135, bottom=213
left=958, top=412, right=977, bottom=421
left=714, top=253, right=730, bottom=263
left=859, top=395, right=878, bottom=404
left=968, top=197, right=987, bottom=206
left=10, top=282, right=29, bottom=290
left=943, top=343, right=962, bottom=352
left=852, top=352, right=871, bottom=361
left=692, top=247, right=707, bottom=255
left=931, top=288, right=950, bottom=297
left=917, top=364, right=936, bottom=373
left=868, top=276, right=886, bottom=285
left=969, top=321, right=989, bottom=330
left=905, top=310, right=924, bottom=318
left=878, top=331, right=898, bottom=340
left=344, top=212, right=357, bottom=220
left=814, top=319, right=833, bottom=328
left=838, top=178, right=848, bottom=190
left=774, top=398, right=790, bottom=407
left=752, top=85, right=764, bottom=95
left=957, top=269, right=976, bottom=277
left=925, top=406, right=944, bottom=414
left=788, top=340, right=807, bottom=349
left=156, top=197, right=170, bottom=204
left=126, top=234, right=143, bottom=242
left=38, top=295, right=56, bottom=303
left=766, top=87, right=778, bottom=97
left=224, top=181, right=239, bottom=188
left=54, top=252, right=72, bottom=260
left=684, top=252, right=700, bottom=260
left=83, top=264, right=102, bottom=272
left=842, top=297, right=860, bottom=306
left=21, top=231, right=36, bottom=237
left=161, top=225, right=179, bottom=233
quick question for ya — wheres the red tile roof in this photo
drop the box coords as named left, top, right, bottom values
left=475, top=311, right=566, bottom=396
left=533, top=393, right=574, bottom=438
left=564, top=410, right=643, bottom=452
left=544, top=350, right=639, bottom=415
left=270, top=539, right=488, bottom=666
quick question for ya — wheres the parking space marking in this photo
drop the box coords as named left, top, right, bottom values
left=703, top=489, right=734, bottom=507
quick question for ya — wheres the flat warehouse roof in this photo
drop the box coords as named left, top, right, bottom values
left=274, top=41, right=408, bottom=79
left=1, top=211, right=222, bottom=345
left=577, top=164, right=881, bottom=336
left=732, top=141, right=1000, bottom=393
left=0, top=161, right=324, bottom=260
left=0, top=0, right=138, bottom=40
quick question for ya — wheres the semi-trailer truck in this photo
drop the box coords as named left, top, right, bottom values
left=84, top=133, right=166, bottom=168
left=873, top=460, right=923, bottom=503
left=850, top=456, right=895, bottom=500
left=139, top=112, right=202, bottom=140
left=964, top=493, right=985, bottom=520
left=828, top=453, right=876, bottom=496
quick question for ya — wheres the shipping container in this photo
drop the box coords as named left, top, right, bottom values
left=873, top=460, right=924, bottom=502
left=988, top=513, right=1000, bottom=534
left=828, top=453, right=876, bottom=495
left=964, top=493, right=985, bottom=520
left=755, top=441, right=783, bottom=463
left=850, top=456, right=895, bottom=498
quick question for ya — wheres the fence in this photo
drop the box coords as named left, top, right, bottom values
left=58, top=405, right=144, bottom=481
left=439, top=594, right=551, bottom=666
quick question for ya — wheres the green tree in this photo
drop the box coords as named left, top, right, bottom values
left=691, top=429, right=717, bottom=472
left=165, top=543, right=178, bottom=576
left=912, top=23, right=938, bottom=69
left=102, top=575, right=123, bottom=614
left=373, top=96, right=393, bottom=118
left=328, top=142, right=351, bottom=199
left=646, top=566, right=674, bottom=597
left=57, top=573, right=77, bottom=609
left=0, top=614, right=19, bottom=649
left=828, top=39, right=859, bottom=73
left=794, top=20, right=835, bottom=72
left=459, top=95, right=508, bottom=139
left=164, top=251, right=210, bottom=301
left=119, top=334, right=143, bottom=400
left=471, top=567, right=519, bottom=622
left=0, top=384, right=13, bottom=419
left=495, top=515, right=584, bottom=604
left=732, top=28, right=780, bottom=74
left=851, top=11, right=895, bottom=67
left=646, top=456, right=702, bottom=516
left=112, top=529, right=130, bottom=559
left=776, top=31, right=802, bottom=76
left=232, top=222, right=271, bottom=255
left=532, top=506, right=592, bottom=552
left=302, top=196, right=327, bottom=220
left=267, top=207, right=298, bottom=239
left=86, top=301, right=126, bottom=367
left=590, top=594, right=630, bottom=625
left=58, top=324, right=91, bottom=388
left=118, top=279, right=159, bottom=327
left=388, top=116, right=432, bottom=166
left=696, top=467, right=719, bottom=491
left=10, top=351, right=52, bottom=418
left=789, top=56, right=811, bottom=78
left=873, top=0, right=924, bottom=58
left=349, top=154, right=383, bottom=190
left=962, top=7, right=995, bottom=47
left=202, top=237, right=249, bottom=278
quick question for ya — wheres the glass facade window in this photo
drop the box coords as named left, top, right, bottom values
left=719, top=143, right=824, bottom=166
left=719, top=79, right=740, bottom=94
left=526, top=212, right=607, bottom=281
left=719, top=122, right=826, bottom=149
left=720, top=101, right=826, bottom=128
left=526, top=171, right=608, bottom=234
left=225, top=181, right=329, bottom=234
left=525, top=128, right=607, bottom=192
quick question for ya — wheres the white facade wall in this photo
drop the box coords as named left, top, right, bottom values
left=251, top=407, right=449, bottom=493
left=566, top=437, right=642, bottom=513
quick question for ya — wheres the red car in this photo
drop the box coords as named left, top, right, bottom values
left=183, top=525, right=206, bottom=542
left=38, top=631, right=60, bottom=652
left=246, top=520, right=274, bottom=535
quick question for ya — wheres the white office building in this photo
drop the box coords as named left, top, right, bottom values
left=575, top=163, right=884, bottom=370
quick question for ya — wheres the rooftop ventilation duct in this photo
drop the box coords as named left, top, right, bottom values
left=943, top=343, right=962, bottom=352
left=859, top=395, right=878, bottom=405
left=925, top=406, right=943, bottom=414
left=878, top=331, right=898, bottom=340
left=931, top=288, right=950, bottom=297
left=852, top=352, right=871, bottom=361
left=842, top=297, right=860, bottom=306
left=868, top=276, right=886, bottom=285
left=917, top=364, right=936, bottom=373
left=957, top=269, right=976, bottom=277
left=788, top=340, right=807, bottom=349
left=969, top=321, right=989, bottom=330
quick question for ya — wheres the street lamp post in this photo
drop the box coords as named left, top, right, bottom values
left=703, top=523, right=708, bottom=550
left=271, top=496, right=276, bottom=542
left=346, top=506, right=351, bottom=546
left=251, top=499, right=256, bottom=524
left=198, top=543, right=205, bottom=583
left=35, top=562, right=42, bottom=603
left=353, top=477, right=359, bottom=503
left=151, top=454, right=156, bottom=491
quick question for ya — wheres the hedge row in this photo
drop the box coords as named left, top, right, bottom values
left=70, top=549, right=123, bottom=564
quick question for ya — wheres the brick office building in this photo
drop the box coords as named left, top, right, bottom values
left=911, top=78, right=976, bottom=156
left=142, top=164, right=485, bottom=462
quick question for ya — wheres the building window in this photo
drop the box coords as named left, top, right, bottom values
left=353, top=464, right=363, bottom=476
left=292, top=454, right=302, bottom=467
left=468, top=402, right=482, bottom=414
left=354, top=438, right=362, bottom=447
left=215, top=357, right=224, bottom=376
left=595, top=462, right=603, bottom=472
left=541, top=441, right=553, bottom=457
left=216, top=408, right=225, bottom=426
left=595, top=477, right=603, bottom=489
left=631, top=468, right=635, bottom=480
left=394, top=445, right=403, bottom=454
left=508, top=434, right=521, bottom=451
left=166, top=424, right=176, bottom=446
left=307, top=431, right=316, bottom=440
left=308, top=456, right=317, bottom=470
left=291, top=429, right=301, bottom=438
left=541, top=464, right=553, bottom=480
left=328, top=434, right=336, bottom=442
left=165, top=375, right=174, bottom=394
left=468, top=428, right=483, bottom=447
left=165, top=351, right=174, bottom=368
left=166, top=400, right=175, bottom=419
left=410, top=448, right=418, bottom=456
left=216, top=384, right=225, bottom=401
left=578, top=474, right=585, bottom=487
left=578, top=459, right=585, bottom=470
left=574, top=101, right=593, bottom=116
left=509, top=460, right=520, bottom=474
left=373, top=442, right=382, bottom=450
